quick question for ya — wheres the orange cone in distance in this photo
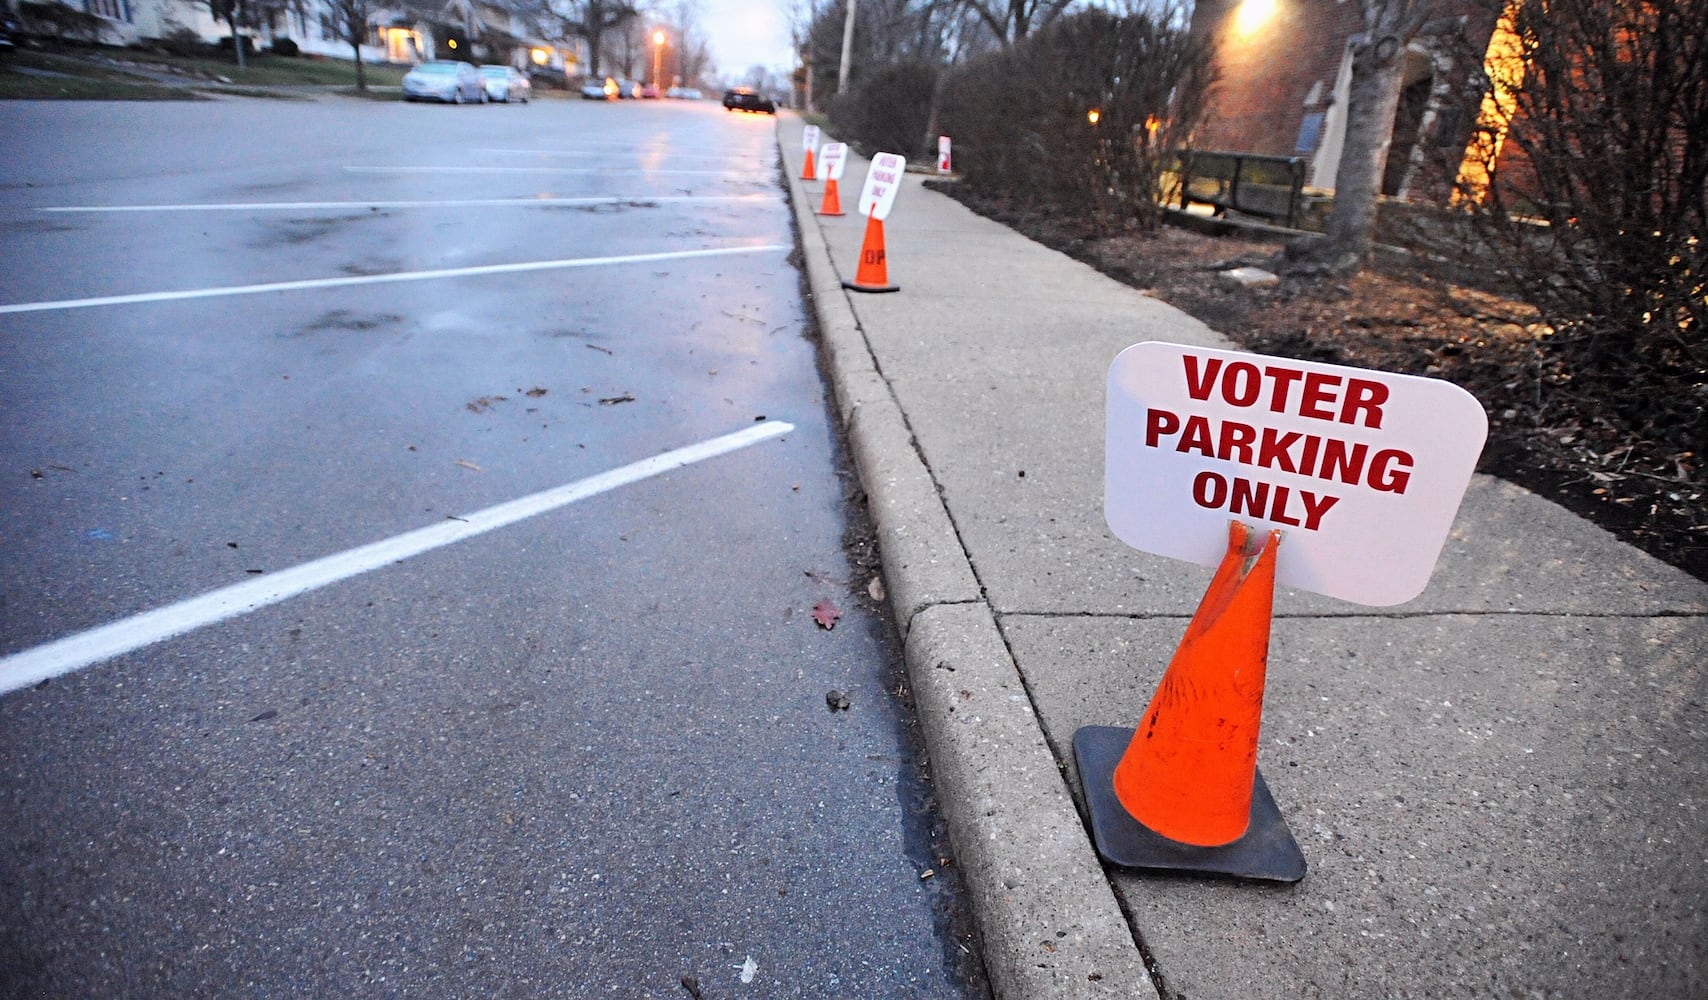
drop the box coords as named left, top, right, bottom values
left=817, top=177, right=844, bottom=216
left=842, top=214, right=898, bottom=293
left=801, top=146, right=816, bottom=182
left=1111, top=520, right=1279, bottom=847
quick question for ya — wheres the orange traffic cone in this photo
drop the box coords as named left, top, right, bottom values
left=1114, top=520, right=1277, bottom=846
left=1072, top=519, right=1306, bottom=881
left=801, top=146, right=816, bottom=182
left=842, top=214, right=898, bottom=293
left=817, top=177, right=844, bottom=216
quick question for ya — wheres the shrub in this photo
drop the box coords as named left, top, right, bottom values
left=270, top=37, right=299, bottom=57
left=156, top=26, right=209, bottom=57
left=827, top=61, right=940, bottom=160
left=934, top=8, right=1213, bottom=233
left=17, top=0, right=106, bottom=44
left=1452, top=0, right=1707, bottom=455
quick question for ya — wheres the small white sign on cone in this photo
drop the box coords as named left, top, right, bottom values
left=817, top=142, right=848, bottom=181
left=856, top=152, right=907, bottom=220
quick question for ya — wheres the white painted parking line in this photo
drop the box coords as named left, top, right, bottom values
left=0, top=244, right=789, bottom=315
left=473, top=148, right=774, bottom=166
left=0, top=420, right=797, bottom=697
left=43, top=194, right=778, bottom=214
left=345, top=165, right=758, bottom=178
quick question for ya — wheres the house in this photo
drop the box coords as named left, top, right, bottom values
left=1187, top=0, right=1505, bottom=202
left=29, top=0, right=583, bottom=78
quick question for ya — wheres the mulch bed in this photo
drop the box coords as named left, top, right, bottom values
left=929, top=182, right=1708, bottom=582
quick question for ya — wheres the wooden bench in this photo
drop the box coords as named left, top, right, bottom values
left=1171, top=150, right=1307, bottom=230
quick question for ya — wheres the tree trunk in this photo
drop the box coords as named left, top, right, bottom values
left=353, top=41, right=366, bottom=90
left=1293, top=35, right=1405, bottom=273
left=1283, top=0, right=1433, bottom=278
left=232, top=0, right=246, bottom=69
left=230, top=17, right=246, bottom=68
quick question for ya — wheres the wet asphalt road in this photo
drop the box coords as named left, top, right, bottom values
left=0, top=97, right=984, bottom=998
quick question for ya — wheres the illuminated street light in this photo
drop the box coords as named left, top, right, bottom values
left=652, top=29, right=666, bottom=88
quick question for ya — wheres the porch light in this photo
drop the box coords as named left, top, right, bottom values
left=1233, top=0, right=1277, bottom=35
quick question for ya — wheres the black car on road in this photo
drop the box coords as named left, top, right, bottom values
left=722, top=87, right=776, bottom=114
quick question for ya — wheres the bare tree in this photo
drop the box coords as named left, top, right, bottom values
left=959, top=0, right=1078, bottom=44
left=200, top=0, right=249, bottom=67
left=1283, top=0, right=1436, bottom=276
left=669, top=0, right=713, bottom=85
left=1455, top=0, right=1706, bottom=438
left=321, top=0, right=372, bottom=89
left=538, top=0, right=637, bottom=78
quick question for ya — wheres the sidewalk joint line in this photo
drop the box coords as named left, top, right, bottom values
left=997, top=608, right=1708, bottom=622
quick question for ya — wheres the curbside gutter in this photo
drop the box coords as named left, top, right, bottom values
left=777, top=120, right=1158, bottom=1000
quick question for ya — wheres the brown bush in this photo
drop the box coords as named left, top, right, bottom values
left=827, top=61, right=940, bottom=160
left=933, top=8, right=1213, bottom=232
left=1453, top=0, right=1707, bottom=457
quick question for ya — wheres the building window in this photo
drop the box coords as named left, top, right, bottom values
left=87, top=0, right=128, bottom=21
left=1294, top=113, right=1325, bottom=153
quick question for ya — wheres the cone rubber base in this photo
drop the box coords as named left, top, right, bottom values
left=1074, top=725, right=1305, bottom=883
left=842, top=279, right=899, bottom=293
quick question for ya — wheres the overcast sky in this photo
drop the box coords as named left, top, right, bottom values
left=697, top=0, right=795, bottom=78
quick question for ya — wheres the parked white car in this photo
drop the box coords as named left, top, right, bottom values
left=480, top=65, right=531, bottom=103
left=402, top=61, right=486, bottom=104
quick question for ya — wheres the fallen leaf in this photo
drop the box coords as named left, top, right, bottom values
left=599, top=393, right=635, bottom=406
left=736, top=956, right=758, bottom=984
left=867, top=576, right=885, bottom=601
left=812, top=600, right=841, bottom=629
left=825, top=689, right=851, bottom=712
left=524, top=387, right=548, bottom=398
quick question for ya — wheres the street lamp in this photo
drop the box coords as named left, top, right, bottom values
left=651, top=29, right=666, bottom=89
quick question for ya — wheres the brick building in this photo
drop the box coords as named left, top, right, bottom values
left=1187, top=0, right=1503, bottom=201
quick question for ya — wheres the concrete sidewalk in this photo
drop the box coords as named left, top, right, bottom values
left=775, top=116, right=1708, bottom=999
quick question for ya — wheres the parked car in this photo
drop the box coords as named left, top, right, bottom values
left=479, top=65, right=530, bottom=103
left=615, top=79, right=639, bottom=99
left=639, top=83, right=660, bottom=99
left=403, top=61, right=486, bottom=103
left=722, top=87, right=775, bottom=114
left=580, top=77, right=617, bottom=100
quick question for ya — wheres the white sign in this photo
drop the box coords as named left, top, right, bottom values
left=937, top=136, right=951, bottom=173
left=817, top=142, right=848, bottom=181
left=802, top=124, right=821, bottom=155
left=1105, top=342, right=1487, bottom=606
left=856, top=152, right=906, bottom=220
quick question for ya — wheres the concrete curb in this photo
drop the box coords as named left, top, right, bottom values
left=778, top=119, right=1158, bottom=1000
